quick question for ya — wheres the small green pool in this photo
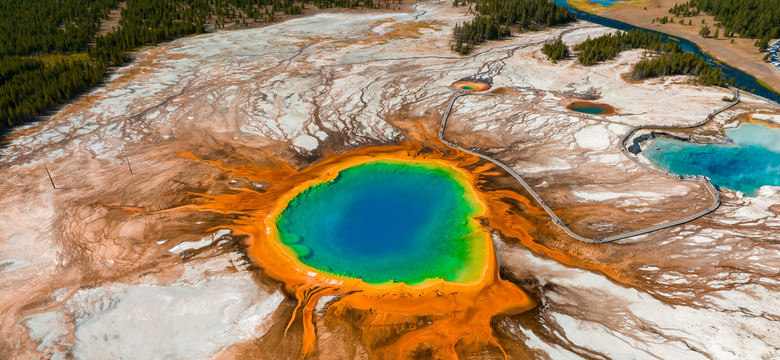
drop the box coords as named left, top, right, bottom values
left=566, top=101, right=615, bottom=115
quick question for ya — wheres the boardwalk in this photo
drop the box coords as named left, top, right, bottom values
left=438, top=87, right=741, bottom=243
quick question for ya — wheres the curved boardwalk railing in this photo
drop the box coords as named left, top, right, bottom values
left=439, top=87, right=740, bottom=243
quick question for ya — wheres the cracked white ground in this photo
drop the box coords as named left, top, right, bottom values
left=1, top=1, right=779, bottom=359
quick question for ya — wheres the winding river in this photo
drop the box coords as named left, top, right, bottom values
left=552, top=0, right=780, bottom=103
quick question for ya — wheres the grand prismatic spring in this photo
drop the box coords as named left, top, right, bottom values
left=5, top=1, right=780, bottom=357
left=178, top=142, right=542, bottom=358
left=275, top=160, right=487, bottom=285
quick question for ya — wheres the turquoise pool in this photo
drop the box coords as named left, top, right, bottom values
left=644, top=124, right=780, bottom=195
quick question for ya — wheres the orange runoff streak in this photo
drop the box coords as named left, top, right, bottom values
left=175, top=138, right=592, bottom=357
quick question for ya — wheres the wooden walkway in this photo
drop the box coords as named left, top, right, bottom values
left=438, top=87, right=740, bottom=243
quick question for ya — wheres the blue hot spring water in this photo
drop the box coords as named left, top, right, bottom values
left=644, top=124, right=780, bottom=195
left=274, top=160, right=486, bottom=285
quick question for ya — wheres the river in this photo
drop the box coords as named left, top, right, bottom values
left=552, top=0, right=780, bottom=103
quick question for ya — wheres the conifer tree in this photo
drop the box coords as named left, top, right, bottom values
left=699, top=25, right=711, bottom=38
left=451, top=0, right=575, bottom=55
